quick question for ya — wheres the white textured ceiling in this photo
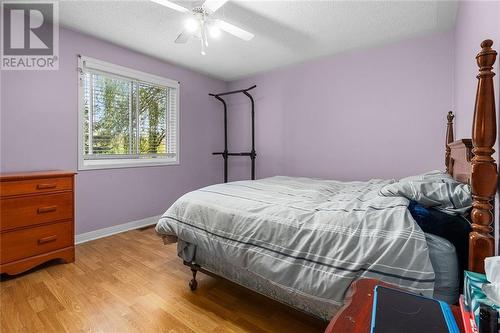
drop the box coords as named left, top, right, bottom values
left=59, top=0, right=458, bottom=81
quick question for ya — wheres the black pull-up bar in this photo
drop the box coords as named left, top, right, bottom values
left=209, top=85, right=256, bottom=97
left=209, top=85, right=256, bottom=183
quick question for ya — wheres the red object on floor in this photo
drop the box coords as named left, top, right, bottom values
left=459, top=295, right=478, bottom=333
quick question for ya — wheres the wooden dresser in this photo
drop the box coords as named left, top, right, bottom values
left=0, top=171, right=76, bottom=275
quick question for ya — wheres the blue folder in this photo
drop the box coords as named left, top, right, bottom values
left=370, top=285, right=460, bottom=333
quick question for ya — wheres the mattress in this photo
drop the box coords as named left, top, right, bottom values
left=172, top=232, right=459, bottom=320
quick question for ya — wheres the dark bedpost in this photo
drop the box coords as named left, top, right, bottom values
left=445, top=111, right=455, bottom=174
left=469, top=40, right=498, bottom=273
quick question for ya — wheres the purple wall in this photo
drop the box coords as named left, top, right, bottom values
left=0, top=28, right=226, bottom=234
left=453, top=0, right=500, bottom=253
left=227, top=32, right=454, bottom=182
left=2, top=5, right=498, bottom=239
left=453, top=0, right=500, bottom=139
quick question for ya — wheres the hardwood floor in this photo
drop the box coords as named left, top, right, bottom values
left=0, top=227, right=327, bottom=333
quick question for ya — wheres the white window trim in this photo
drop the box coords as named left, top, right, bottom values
left=77, top=55, right=180, bottom=171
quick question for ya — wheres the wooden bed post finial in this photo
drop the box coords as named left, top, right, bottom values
left=469, top=39, right=498, bottom=273
left=445, top=111, right=455, bottom=174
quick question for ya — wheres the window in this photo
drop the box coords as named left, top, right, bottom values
left=78, top=56, right=179, bottom=170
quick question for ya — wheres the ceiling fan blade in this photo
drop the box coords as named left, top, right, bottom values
left=175, top=30, right=192, bottom=43
left=202, top=0, right=228, bottom=13
left=150, top=0, right=190, bottom=13
left=215, top=19, right=254, bottom=41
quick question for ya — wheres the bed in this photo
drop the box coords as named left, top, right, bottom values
left=155, top=40, right=498, bottom=320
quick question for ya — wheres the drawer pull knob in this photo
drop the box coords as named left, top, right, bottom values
left=38, top=235, right=57, bottom=244
left=37, top=206, right=57, bottom=214
left=37, top=184, right=57, bottom=189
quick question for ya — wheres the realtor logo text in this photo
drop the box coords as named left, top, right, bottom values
left=1, top=1, right=59, bottom=70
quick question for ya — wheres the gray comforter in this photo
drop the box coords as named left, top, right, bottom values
left=156, top=176, right=435, bottom=315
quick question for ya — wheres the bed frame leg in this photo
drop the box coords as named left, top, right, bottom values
left=189, top=264, right=199, bottom=291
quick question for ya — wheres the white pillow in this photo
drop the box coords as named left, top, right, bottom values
left=426, top=233, right=459, bottom=304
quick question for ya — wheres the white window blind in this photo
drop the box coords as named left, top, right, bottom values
left=78, top=56, right=179, bottom=170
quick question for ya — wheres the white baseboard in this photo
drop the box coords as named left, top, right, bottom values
left=75, top=215, right=161, bottom=244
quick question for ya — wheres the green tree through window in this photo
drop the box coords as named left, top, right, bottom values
left=83, top=73, right=172, bottom=158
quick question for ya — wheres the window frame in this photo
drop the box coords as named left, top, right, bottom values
left=77, top=55, right=180, bottom=171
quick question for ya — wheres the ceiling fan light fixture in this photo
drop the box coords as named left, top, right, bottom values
left=152, top=0, right=253, bottom=55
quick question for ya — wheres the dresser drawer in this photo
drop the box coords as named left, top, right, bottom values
left=0, top=220, right=73, bottom=264
left=0, top=192, right=73, bottom=231
left=0, top=177, right=72, bottom=197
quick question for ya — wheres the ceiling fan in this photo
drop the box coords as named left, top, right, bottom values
left=151, top=0, right=254, bottom=55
